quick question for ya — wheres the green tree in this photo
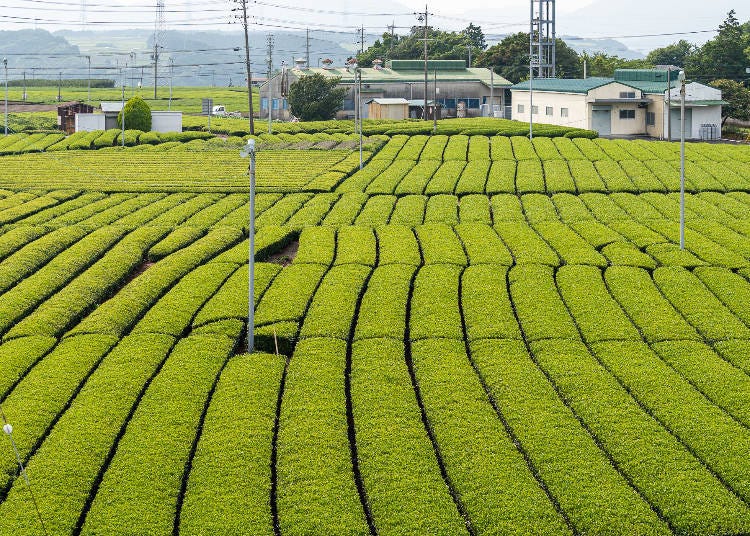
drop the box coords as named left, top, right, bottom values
left=117, top=96, right=151, bottom=131
left=461, top=23, right=487, bottom=51
left=710, top=79, right=750, bottom=125
left=645, top=40, right=697, bottom=68
left=356, top=25, right=486, bottom=66
left=687, top=11, right=750, bottom=82
left=579, top=52, right=651, bottom=78
left=288, top=74, right=348, bottom=121
left=474, top=33, right=582, bottom=83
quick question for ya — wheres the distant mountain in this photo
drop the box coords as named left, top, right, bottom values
left=0, top=29, right=355, bottom=86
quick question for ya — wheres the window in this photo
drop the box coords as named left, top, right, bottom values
left=619, top=91, right=636, bottom=99
left=531, top=105, right=539, bottom=115
left=646, top=111, right=656, bottom=126
left=260, top=97, right=268, bottom=110
left=467, top=98, right=480, bottom=109
left=343, top=99, right=354, bottom=111
left=517, top=104, right=525, bottom=114
left=561, top=107, right=569, bottom=118
left=619, top=109, right=636, bottom=120
left=545, top=106, right=553, bottom=116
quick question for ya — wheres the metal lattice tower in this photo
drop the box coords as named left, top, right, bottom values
left=530, top=0, right=556, bottom=78
left=153, top=0, right=166, bottom=97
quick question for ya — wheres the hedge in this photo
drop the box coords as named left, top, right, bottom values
left=80, top=335, right=235, bottom=536
left=179, top=352, right=284, bottom=536
left=410, top=264, right=463, bottom=341
left=276, top=338, right=370, bottom=535
left=389, top=195, right=427, bottom=226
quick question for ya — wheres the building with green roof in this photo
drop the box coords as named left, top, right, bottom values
left=510, top=69, right=724, bottom=140
left=260, top=58, right=512, bottom=121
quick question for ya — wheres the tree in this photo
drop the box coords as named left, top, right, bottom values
left=288, top=74, right=348, bottom=121
left=461, top=23, right=487, bottom=51
left=474, top=33, right=582, bottom=83
left=117, top=96, right=151, bottom=131
left=356, top=25, right=486, bottom=66
left=687, top=11, right=750, bottom=82
left=645, top=40, right=696, bottom=68
left=709, top=79, right=750, bottom=125
left=579, top=52, right=651, bottom=78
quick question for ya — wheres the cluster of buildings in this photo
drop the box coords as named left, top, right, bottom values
left=259, top=59, right=724, bottom=140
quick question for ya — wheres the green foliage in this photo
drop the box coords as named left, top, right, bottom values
left=645, top=39, right=697, bottom=68
left=117, top=96, right=152, bottom=132
left=356, top=24, right=486, bottom=65
left=475, top=33, right=581, bottom=82
left=288, top=74, right=348, bottom=121
left=710, top=79, right=750, bottom=124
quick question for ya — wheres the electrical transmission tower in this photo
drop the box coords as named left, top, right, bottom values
left=153, top=0, right=166, bottom=98
left=530, top=0, right=556, bottom=78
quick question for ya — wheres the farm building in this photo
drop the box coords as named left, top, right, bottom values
left=260, top=59, right=511, bottom=120
left=366, top=98, right=409, bottom=120
left=510, top=69, right=725, bottom=140
left=74, top=102, right=183, bottom=133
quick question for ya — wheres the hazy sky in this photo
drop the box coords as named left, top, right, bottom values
left=0, top=0, right=747, bottom=53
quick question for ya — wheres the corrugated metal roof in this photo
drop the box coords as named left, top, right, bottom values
left=100, top=102, right=123, bottom=112
left=387, top=59, right=467, bottom=71
left=614, top=68, right=680, bottom=83
left=623, top=79, right=679, bottom=94
left=288, top=66, right=511, bottom=86
left=510, top=77, right=614, bottom=93
left=367, top=98, right=409, bottom=105
left=669, top=100, right=728, bottom=107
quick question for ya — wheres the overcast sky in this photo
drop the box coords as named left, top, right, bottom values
left=0, top=0, right=748, bottom=53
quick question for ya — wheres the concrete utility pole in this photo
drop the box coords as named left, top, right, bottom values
left=240, top=139, right=256, bottom=353
left=86, top=56, right=91, bottom=104
left=3, top=58, right=7, bottom=136
left=666, top=66, right=672, bottom=142
left=679, top=70, right=686, bottom=250
left=415, top=5, right=432, bottom=121
left=266, top=34, right=274, bottom=133
left=235, top=0, right=255, bottom=134
left=306, top=28, right=310, bottom=68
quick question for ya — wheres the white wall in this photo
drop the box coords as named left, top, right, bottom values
left=690, top=106, right=722, bottom=139
left=511, top=90, right=588, bottom=129
left=665, top=83, right=722, bottom=139
left=75, top=113, right=106, bottom=132
left=151, top=112, right=183, bottom=133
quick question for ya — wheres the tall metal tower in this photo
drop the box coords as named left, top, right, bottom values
left=530, top=0, right=556, bottom=78
left=153, top=0, right=166, bottom=98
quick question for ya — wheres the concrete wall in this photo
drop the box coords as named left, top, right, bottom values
left=510, top=90, right=588, bottom=129
left=75, top=114, right=106, bottom=132
left=151, top=112, right=183, bottom=133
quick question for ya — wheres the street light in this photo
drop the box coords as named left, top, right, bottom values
left=3, top=58, right=7, bottom=136
left=240, top=139, right=257, bottom=352
left=678, top=70, right=686, bottom=250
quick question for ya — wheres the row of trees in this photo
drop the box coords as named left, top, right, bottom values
left=354, top=11, right=750, bottom=121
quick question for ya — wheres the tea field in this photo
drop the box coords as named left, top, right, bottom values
left=0, top=132, right=750, bottom=535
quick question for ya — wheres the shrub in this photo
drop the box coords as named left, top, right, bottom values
left=117, top=96, right=151, bottom=131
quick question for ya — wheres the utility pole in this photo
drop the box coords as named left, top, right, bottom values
left=667, top=69, right=674, bottom=141
left=153, top=42, right=159, bottom=98
left=387, top=21, right=396, bottom=60
left=120, top=65, right=125, bottom=147
left=86, top=56, right=91, bottom=105
left=529, top=0, right=534, bottom=139
left=3, top=58, right=7, bottom=136
left=22, top=70, right=26, bottom=102
left=168, top=57, right=174, bottom=110
left=415, top=5, right=432, bottom=121
left=235, top=0, right=255, bottom=134
left=467, top=42, right=472, bottom=68
left=267, top=34, right=274, bottom=133
left=679, top=70, right=686, bottom=250
left=306, top=28, right=310, bottom=68
left=359, top=26, right=365, bottom=56
left=57, top=71, right=62, bottom=102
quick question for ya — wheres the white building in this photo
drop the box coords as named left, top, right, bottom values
left=510, top=69, right=725, bottom=140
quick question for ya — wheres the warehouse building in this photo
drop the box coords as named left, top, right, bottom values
left=260, top=59, right=512, bottom=120
left=510, top=69, right=725, bottom=140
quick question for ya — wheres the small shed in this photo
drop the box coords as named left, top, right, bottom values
left=57, top=103, right=94, bottom=134
left=367, top=98, right=409, bottom=120
left=100, top=102, right=124, bottom=130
